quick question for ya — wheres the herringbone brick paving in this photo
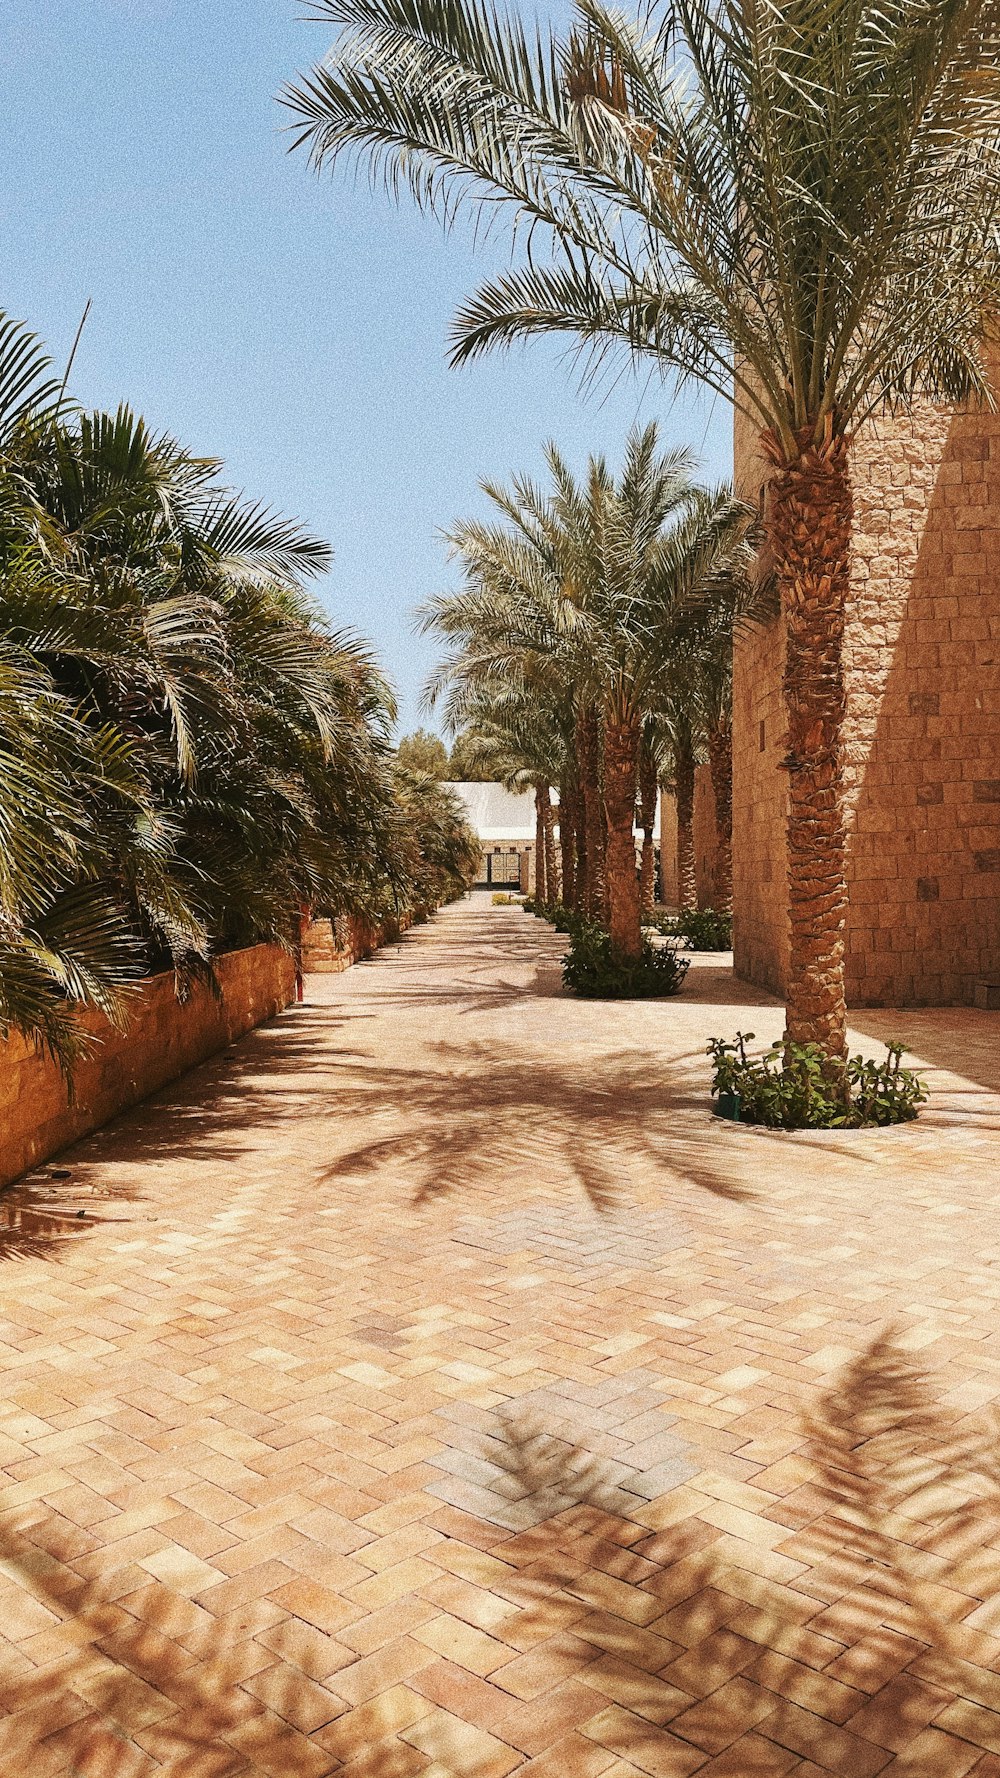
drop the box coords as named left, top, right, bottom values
left=2, top=894, right=1000, bottom=1775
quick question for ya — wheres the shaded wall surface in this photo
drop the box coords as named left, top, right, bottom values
left=1, top=944, right=296, bottom=1190
left=733, top=392, right=1000, bottom=1006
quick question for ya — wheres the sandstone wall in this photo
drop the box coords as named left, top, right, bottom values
left=732, top=394, right=1000, bottom=1006
left=844, top=401, right=1000, bottom=1004
left=301, top=910, right=421, bottom=972
left=0, top=945, right=296, bottom=1190
left=732, top=410, right=789, bottom=991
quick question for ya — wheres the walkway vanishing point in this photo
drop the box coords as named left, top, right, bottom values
left=2, top=896, right=1000, bottom=1777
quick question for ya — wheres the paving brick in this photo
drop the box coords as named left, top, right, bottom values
left=3, top=902, right=1000, bottom=1776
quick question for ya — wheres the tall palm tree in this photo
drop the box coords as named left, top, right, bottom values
left=423, top=424, right=755, bottom=960
left=285, top=0, right=1000, bottom=1060
left=548, top=431, right=754, bottom=956
left=429, top=667, right=570, bottom=903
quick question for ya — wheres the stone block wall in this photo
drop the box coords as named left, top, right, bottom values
left=732, top=388, right=1000, bottom=1006
left=0, top=944, right=296, bottom=1190
left=732, top=606, right=788, bottom=993
left=301, top=911, right=419, bottom=972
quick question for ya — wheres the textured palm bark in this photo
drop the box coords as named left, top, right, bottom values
left=574, top=769, right=587, bottom=912
left=765, top=426, right=851, bottom=1062
left=707, top=719, right=733, bottom=914
left=600, top=770, right=611, bottom=929
left=603, top=714, right=642, bottom=961
left=558, top=779, right=577, bottom=908
left=638, top=738, right=658, bottom=916
left=579, top=705, right=604, bottom=920
left=572, top=715, right=588, bottom=912
left=542, top=785, right=559, bottom=905
left=534, top=783, right=547, bottom=904
left=675, top=734, right=696, bottom=911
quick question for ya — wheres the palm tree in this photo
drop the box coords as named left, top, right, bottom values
left=285, top=0, right=1000, bottom=1060
left=2, top=311, right=470, bottom=1062
left=547, top=430, right=753, bottom=957
left=423, top=424, right=755, bottom=960
left=429, top=676, right=569, bottom=903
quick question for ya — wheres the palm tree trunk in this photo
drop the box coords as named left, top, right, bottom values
left=559, top=779, right=577, bottom=909
left=572, top=714, right=588, bottom=913
left=767, top=429, right=851, bottom=1063
left=707, top=718, right=733, bottom=915
left=580, top=705, right=604, bottom=921
left=534, top=782, right=547, bottom=904
left=575, top=769, right=587, bottom=912
left=638, top=736, right=658, bottom=917
left=542, top=784, right=559, bottom=904
left=603, top=712, right=642, bottom=962
left=675, top=729, right=696, bottom=912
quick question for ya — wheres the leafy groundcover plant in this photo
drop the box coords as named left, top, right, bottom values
left=563, top=922, right=690, bottom=999
left=709, top=1032, right=927, bottom=1129
left=652, top=908, right=733, bottom=950
left=523, top=900, right=586, bottom=935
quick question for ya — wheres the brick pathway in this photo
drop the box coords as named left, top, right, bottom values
left=2, top=895, right=1000, bottom=1777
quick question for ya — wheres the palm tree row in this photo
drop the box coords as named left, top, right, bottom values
left=0, top=313, right=477, bottom=1063
left=285, top=0, right=1000, bottom=1062
left=422, top=422, right=758, bottom=960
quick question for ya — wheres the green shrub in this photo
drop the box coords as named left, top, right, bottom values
left=707, top=1031, right=927, bottom=1128
left=551, top=905, right=584, bottom=934
left=562, top=923, right=690, bottom=998
left=651, top=907, right=733, bottom=950
left=491, top=891, right=518, bottom=905
left=522, top=898, right=560, bottom=922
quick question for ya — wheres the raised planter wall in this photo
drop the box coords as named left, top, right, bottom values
left=300, top=910, right=422, bottom=972
left=0, top=944, right=296, bottom=1190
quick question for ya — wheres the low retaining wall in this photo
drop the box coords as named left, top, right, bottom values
left=301, top=910, right=423, bottom=972
left=0, top=944, right=296, bottom=1190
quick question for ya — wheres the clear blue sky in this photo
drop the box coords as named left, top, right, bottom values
left=1, top=0, right=732, bottom=732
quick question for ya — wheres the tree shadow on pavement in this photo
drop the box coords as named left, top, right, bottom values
left=0, top=1502, right=347, bottom=1776
left=0, top=1171, right=144, bottom=1264
left=316, top=1040, right=759, bottom=1211
left=805, top=1327, right=1000, bottom=1672
left=4, top=1322, right=1000, bottom=1771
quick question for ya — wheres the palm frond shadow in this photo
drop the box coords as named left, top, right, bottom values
left=0, top=1506, right=345, bottom=1771
left=317, top=1039, right=758, bottom=1210
left=353, top=919, right=567, bottom=1014
left=806, top=1328, right=1000, bottom=1671
left=0, top=1173, right=143, bottom=1265
left=488, top=1404, right=632, bottom=1517
left=356, top=968, right=553, bottom=1016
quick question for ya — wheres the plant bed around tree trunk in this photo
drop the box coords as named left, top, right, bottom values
left=562, top=922, right=690, bottom=999
left=707, top=1031, right=927, bottom=1129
